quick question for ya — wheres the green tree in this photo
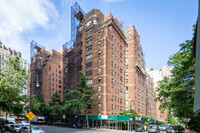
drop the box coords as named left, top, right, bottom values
left=0, top=56, right=28, bottom=115
left=31, top=92, right=50, bottom=115
left=149, top=68, right=154, bottom=71
left=118, top=109, right=139, bottom=117
left=165, top=109, right=179, bottom=125
left=63, top=72, right=97, bottom=128
left=155, top=39, right=195, bottom=129
left=49, top=92, right=62, bottom=115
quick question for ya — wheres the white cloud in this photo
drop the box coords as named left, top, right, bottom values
left=0, top=0, right=58, bottom=60
left=102, top=0, right=127, bottom=3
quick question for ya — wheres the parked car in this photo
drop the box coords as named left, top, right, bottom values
left=53, top=120, right=67, bottom=127
left=166, top=125, right=185, bottom=133
left=69, top=122, right=83, bottom=128
left=148, top=125, right=160, bottom=133
left=19, top=121, right=29, bottom=127
left=160, top=125, right=167, bottom=131
left=175, top=125, right=184, bottom=133
left=19, top=126, right=45, bottom=133
left=167, top=126, right=179, bottom=133
left=9, top=124, right=21, bottom=133
left=135, top=125, right=145, bottom=132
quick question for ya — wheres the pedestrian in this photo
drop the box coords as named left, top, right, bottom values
left=144, top=125, right=147, bottom=132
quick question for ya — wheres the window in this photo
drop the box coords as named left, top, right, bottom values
left=98, top=86, right=101, bottom=92
left=112, top=87, right=113, bottom=92
left=138, top=108, right=140, bottom=113
left=111, top=35, right=113, bottom=41
left=86, top=62, right=92, bottom=69
left=93, top=19, right=98, bottom=25
left=86, top=45, right=92, bottom=53
left=86, top=54, right=92, bottom=61
left=111, top=61, right=113, bottom=66
left=138, top=48, right=140, bottom=54
left=120, top=61, right=122, bottom=66
left=86, top=37, right=92, bottom=44
left=98, top=50, right=101, bottom=56
left=98, top=104, right=101, bottom=110
left=138, top=55, right=140, bottom=60
left=120, top=46, right=123, bottom=52
left=98, top=41, right=101, bottom=47
left=85, top=20, right=92, bottom=28
left=125, top=72, right=128, bottom=76
left=98, top=95, right=101, bottom=99
left=87, top=79, right=92, bottom=84
left=78, top=26, right=83, bottom=32
left=98, top=68, right=101, bottom=74
left=120, top=54, right=122, bottom=59
left=129, top=35, right=131, bottom=40
left=111, top=44, right=113, bottom=49
left=98, top=59, right=101, bottom=65
left=86, top=70, right=92, bottom=76
left=111, top=70, right=113, bottom=75
left=125, top=51, right=128, bottom=55
left=98, top=32, right=101, bottom=39
left=125, top=58, right=128, bottom=62
left=112, top=104, right=113, bottom=110
left=126, top=86, right=128, bottom=90
left=86, top=28, right=92, bottom=36
left=112, top=96, right=113, bottom=101
left=98, top=77, right=101, bottom=82
left=77, top=42, right=82, bottom=47
left=111, top=53, right=113, bottom=58
left=77, top=34, right=82, bottom=40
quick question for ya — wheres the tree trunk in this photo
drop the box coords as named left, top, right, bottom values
left=86, top=111, right=89, bottom=128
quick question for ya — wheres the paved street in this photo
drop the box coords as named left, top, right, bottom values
left=36, top=125, right=127, bottom=133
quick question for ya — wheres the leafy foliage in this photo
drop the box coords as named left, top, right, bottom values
left=118, top=109, right=139, bottom=117
left=155, top=40, right=195, bottom=119
left=49, top=92, right=62, bottom=115
left=155, top=37, right=200, bottom=130
left=63, top=72, right=97, bottom=128
left=31, top=92, right=50, bottom=115
left=0, top=56, right=28, bottom=115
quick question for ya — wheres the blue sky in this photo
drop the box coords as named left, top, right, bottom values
left=0, top=0, right=198, bottom=69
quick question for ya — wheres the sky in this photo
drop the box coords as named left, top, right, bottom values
left=0, top=0, right=198, bottom=69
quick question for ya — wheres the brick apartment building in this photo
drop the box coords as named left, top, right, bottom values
left=30, top=8, right=155, bottom=118
left=63, top=9, right=155, bottom=117
left=29, top=45, right=64, bottom=104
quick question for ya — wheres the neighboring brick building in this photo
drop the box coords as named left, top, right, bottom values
left=147, top=66, right=172, bottom=121
left=146, top=74, right=156, bottom=118
left=64, top=9, right=155, bottom=116
left=29, top=46, right=64, bottom=104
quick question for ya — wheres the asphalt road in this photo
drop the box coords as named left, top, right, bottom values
left=35, top=125, right=117, bottom=133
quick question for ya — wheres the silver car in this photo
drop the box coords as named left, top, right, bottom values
left=19, top=126, right=45, bottom=133
left=160, top=125, right=167, bottom=131
left=148, top=125, right=160, bottom=133
left=9, top=124, right=21, bottom=133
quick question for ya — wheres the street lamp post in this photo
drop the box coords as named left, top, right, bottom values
left=29, top=70, right=39, bottom=133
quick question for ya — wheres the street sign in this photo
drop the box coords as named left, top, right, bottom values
left=101, top=115, right=108, bottom=119
left=26, top=111, right=36, bottom=120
